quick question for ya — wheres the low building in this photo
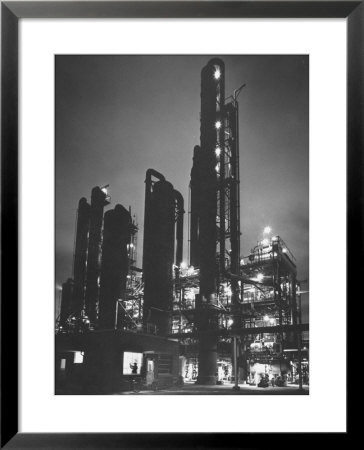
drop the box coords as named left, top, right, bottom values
left=55, top=329, right=180, bottom=394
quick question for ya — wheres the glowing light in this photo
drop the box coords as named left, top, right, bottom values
left=282, top=248, right=287, bottom=253
left=227, top=319, right=234, bottom=327
left=262, top=238, right=269, bottom=246
left=215, top=147, right=221, bottom=156
left=215, top=121, right=221, bottom=129
left=263, top=226, right=272, bottom=234
left=264, top=315, right=269, bottom=321
left=225, top=287, right=232, bottom=296
left=215, top=163, right=220, bottom=172
left=269, top=318, right=275, bottom=324
left=180, top=262, right=187, bottom=269
left=256, top=273, right=264, bottom=282
left=129, top=243, right=134, bottom=248
left=272, top=236, right=278, bottom=241
left=214, top=68, right=221, bottom=80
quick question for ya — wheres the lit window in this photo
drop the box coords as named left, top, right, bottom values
left=74, top=352, right=84, bottom=364
left=123, top=352, right=142, bottom=375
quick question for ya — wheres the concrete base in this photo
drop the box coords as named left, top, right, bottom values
left=195, top=376, right=217, bottom=385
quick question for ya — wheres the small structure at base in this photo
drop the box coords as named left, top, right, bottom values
left=55, top=330, right=179, bottom=394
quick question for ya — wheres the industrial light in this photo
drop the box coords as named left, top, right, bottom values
left=256, top=273, right=264, bottom=282
left=262, top=238, right=269, bottom=246
left=263, top=226, right=272, bottom=234
left=264, top=315, right=269, bottom=321
left=215, top=147, right=221, bottom=156
left=214, top=68, right=221, bottom=80
left=215, top=163, right=220, bottom=172
left=180, top=262, right=187, bottom=269
left=269, top=318, right=275, bottom=324
left=215, top=121, right=222, bottom=129
left=129, top=243, right=134, bottom=248
left=271, top=236, right=278, bottom=241
left=225, top=286, right=232, bottom=296
left=227, top=319, right=234, bottom=327
left=282, top=248, right=287, bottom=253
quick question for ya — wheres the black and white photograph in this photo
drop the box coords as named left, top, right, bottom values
left=55, top=55, right=309, bottom=395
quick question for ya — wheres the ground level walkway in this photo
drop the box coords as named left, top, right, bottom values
left=117, top=381, right=309, bottom=395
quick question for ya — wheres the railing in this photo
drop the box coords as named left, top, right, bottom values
left=240, top=236, right=296, bottom=267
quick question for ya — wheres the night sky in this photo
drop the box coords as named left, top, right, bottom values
left=56, top=55, right=309, bottom=321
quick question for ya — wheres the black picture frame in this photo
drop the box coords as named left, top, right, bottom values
left=1, top=1, right=359, bottom=447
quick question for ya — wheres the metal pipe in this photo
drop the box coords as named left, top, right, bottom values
left=232, top=336, right=241, bottom=391
left=173, top=189, right=184, bottom=267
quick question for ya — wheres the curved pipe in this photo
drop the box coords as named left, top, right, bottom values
left=144, top=169, right=166, bottom=220
left=207, top=57, right=225, bottom=70
left=144, top=169, right=166, bottom=222
left=145, top=168, right=166, bottom=184
left=173, top=189, right=184, bottom=266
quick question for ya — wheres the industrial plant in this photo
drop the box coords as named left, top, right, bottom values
left=56, top=58, right=309, bottom=394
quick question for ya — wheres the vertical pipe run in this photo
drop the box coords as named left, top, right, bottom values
left=226, top=102, right=241, bottom=329
left=232, top=336, right=241, bottom=391
left=60, top=278, right=74, bottom=327
left=174, top=189, right=184, bottom=267
left=190, top=145, right=202, bottom=267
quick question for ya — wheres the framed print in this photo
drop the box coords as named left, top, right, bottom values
left=1, top=0, right=360, bottom=447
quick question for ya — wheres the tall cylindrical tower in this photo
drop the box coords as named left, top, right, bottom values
left=71, top=197, right=90, bottom=316
left=98, top=204, right=131, bottom=330
left=196, top=58, right=225, bottom=384
left=143, top=175, right=176, bottom=335
left=85, top=186, right=110, bottom=326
